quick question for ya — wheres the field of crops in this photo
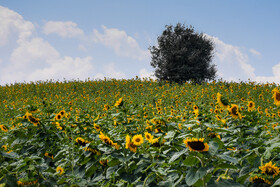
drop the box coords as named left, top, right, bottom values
left=1, top=78, right=280, bottom=186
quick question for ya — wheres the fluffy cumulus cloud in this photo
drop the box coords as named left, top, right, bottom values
left=254, top=63, right=280, bottom=83
left=43, top=21, right=84, bottom=38
left=206, top=35, right=255, bottom=81
left=139, top=68, right=154, bottom=79
left=92, top=25, right=150, bottom=61
left=0, top=6, right=34, bottom=46
left=104, top=63, right=126, bottom=79
left=0, top=6, right=94, bottom=85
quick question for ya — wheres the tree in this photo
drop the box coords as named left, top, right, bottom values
left=149, top=23, right=216, bottom=84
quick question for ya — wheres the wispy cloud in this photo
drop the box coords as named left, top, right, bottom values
left=43, top=21, right=84, bottom=38
left=249, top=48, right=261, bottom=56
left=92, top=25, right=150, bottom=61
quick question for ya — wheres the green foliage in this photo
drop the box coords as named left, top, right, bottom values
left=0, top=78, right=280, bottom=186
left=149, top=23, right=216, bottom=83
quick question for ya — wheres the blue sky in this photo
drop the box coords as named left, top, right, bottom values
left=1, top=1, right=280, bottom=85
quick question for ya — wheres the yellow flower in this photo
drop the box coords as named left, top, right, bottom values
left=0, top=125, right=8, bottom=132
left=132, top=134, right=144, bottom=146
left=250, top=175, right=272, bottom=185
left=247, top=101, right=255, bottom=111
left=272, top=88, right=280, bottom=106
left=44, top=152, right=54, bottom=159
left=144, top=132, right=153, bottom=143
left=114, top=98, right=123, bottom=107
left=55, top=113, right=62, bottom=120
left=184, top=137, right=209, bottom=152
left=56, top=166, right=64, bottom=175
left=259, top=161, right=280, bottom=178
left=217, top=93, right=229, bottom=109
left=125, top=135, right=137, bottom=152
left=94, top=123, right=101, bottom=131
left=228, top=104, right=242, bottom=119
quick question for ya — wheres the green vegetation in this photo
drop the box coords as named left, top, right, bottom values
left=1, top=78, right=280, bottom=186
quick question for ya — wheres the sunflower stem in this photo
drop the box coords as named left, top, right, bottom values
left=195, top=155, right=206, bottom=187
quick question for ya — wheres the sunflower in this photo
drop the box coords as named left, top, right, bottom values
left=55, top=113, right=62, bottom=120
left=217, top=93, right=229, bottom=109
left=208, top=132, right=221, bottom=139
left=99, top=132, right=113, bottom=146
left=272, top=88, right=280, bottom=106
left=125, top=135, right=137, bottom=152
left=94, top=123, right=101, bottom=131
left=228, top=104, right=242, bottom=119
left=247, top=101, right=255, bottom=111
left=83, top=147, right=101, bottom=155
left=184, top=138, right=209, bottom=152
left=144, top=132, right=153, bottom=143
left=75, top=137, right=89, bottom=146
left=56, top=166, right=64, bottom=175
left=259, top=161, right=280, bottom=178
left=99, top=159, right=108, bottom=166
left=0, top=124, right=8, bottom=132
left=17, top=178, right=38, bottom=186
left=250, top=175, right=272, bottom=185
left=132, top=134, right=144, bottom=146
left=44, top=152, right=54, bottom=159
left=114, top=98, right=123, bottom=107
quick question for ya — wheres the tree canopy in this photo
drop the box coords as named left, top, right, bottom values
left=149, top=23, right=217, bottom=83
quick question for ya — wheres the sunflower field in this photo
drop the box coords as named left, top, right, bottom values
left=1, top=78, right=280, bottom=186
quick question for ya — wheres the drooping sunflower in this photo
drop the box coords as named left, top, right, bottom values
left=114, top=98, right=123, bottom=107
left=259, top=161, right=280, bottom=178
left=56, top=166, right=64, bottom=175
left=99, top=132, right=120, bottom=149
left=184, top=138, right=209, bottom=152
left=125, top=135, right=137, bottom=152
left=208, top=132, right=221, bottom=139
left=249, top=174, right=272, bottom=185
left=228, top=104, right=242, bottom=119
left=132, top=134, right=144, bottom=146
left=272, top=88, right=280, bottom=106
left=247, top=101, right=255, bottom=111
left=216, top=93, right=229, bottom=109
left=75, top=137, right=90, bottom=146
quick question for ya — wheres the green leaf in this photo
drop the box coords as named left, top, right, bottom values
left=183, top=156, right=199, bottom=166
left=185, top=167, right=208, bottom=186
left=164, top=131, right=176, bottom=139
left=208, top=141, right=219, bottom=156
left=272, top=178, right=280, bottom=186
left=168, top=149, right=187, bottom=163
left=217, top=154, right=238, bottom=164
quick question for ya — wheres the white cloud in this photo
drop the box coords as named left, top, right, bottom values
left=139, top=68, right=154, bottom=79
left=206, top=35, right=255, bottom=81
left=0, top=6, right=34, bottom=46
left=104, top=63, right=126, bottom=79
left=254, top=63, right=280, bottom=84
left=28, top=56, right=94, bottom=81
left=249, top=48, right=261, bottom=56
left=94, top=73, right=104, bottom=80
left=92, top=25, right=150, bottom=61
left=43, top=21, right=84, bottom=38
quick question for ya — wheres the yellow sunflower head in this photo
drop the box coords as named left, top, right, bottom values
left=183, top=137, right=209, bottom=152
left=125, top=135, right=137, bottom=152
left=250, top=174, right=272, bottom=185
left=259, top=161, right=280, bottom=178
left=132, top=134, right=144, bottom=146
left=272, top=89, right=280, bottom=106
left=144, top=132, right=153, bottom=143
left=217, top=92, right=229, bottom=109
left=56, top=166, right=64, bottom=175
left=228, top=104, right=242, bottom=119
left=247, top=101, right=255, bottom=111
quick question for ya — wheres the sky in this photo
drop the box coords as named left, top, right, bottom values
left=0, top=0, right=280, bottom=85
